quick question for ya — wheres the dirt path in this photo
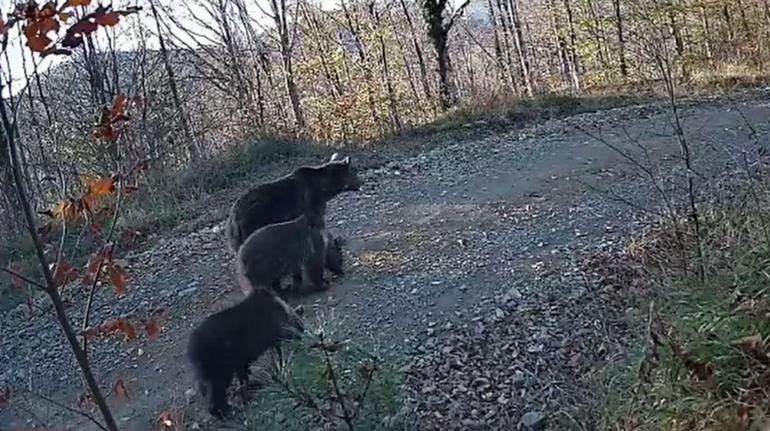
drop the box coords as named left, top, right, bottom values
left=2, top=94, right=770, bottom=430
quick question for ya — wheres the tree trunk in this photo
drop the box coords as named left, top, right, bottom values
left=496, top=0, right=521, bottom=94
left=371, top=3, right=403, bottom=131
left=486, top=0, right=511, bottom=90
left=150, top=0, right=199, bottom=160
left=433, top=32, right=452, bottom=109
left=507, top=0, right=533, bottom=96
left=700, top=5, right=713, bottom=62
left=400, top=0, right=433, bottom=101
left=563, top=0, right=581, bottom=91
left=613, top=0, right=628, bottom=77
left=270, top=0, right=305, bottom=131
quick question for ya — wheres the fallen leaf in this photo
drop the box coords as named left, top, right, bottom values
left=109, top=263, right=130, bottom=296
left=112, top=378, right=129, bottom=400
left=144, top=317, right=162, bottom=340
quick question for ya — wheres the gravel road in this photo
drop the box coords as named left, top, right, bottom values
left=2, top=92, right=769, bottom=430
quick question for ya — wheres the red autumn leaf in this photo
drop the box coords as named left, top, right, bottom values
left=68, top=18, right=99, bottom=35
left=26, top=33, right=52, bottom=52
left=62, top=18, right=98, bottom=48
left=118, top=319, right=137, bottom=341
left=0, top=386, right=12, bottom=407
left=158, top=410, right=175, bottom=429
left=111, top=94, right=128, bottom=117
left=109, top=263, right=129, bottom=297
left=144, top=317, right=162, bottom=340
left=52, top=259, right=79, bottom=288
left=101, top=318, right=138, bottom=341
left=0, top=18, right=7, bottom=37
left=82, top=244, right=112, bottom=286
left=68, top=0, right=92, bottom=7
left=80, top=194, right=99, bottom=213
left=95, top=12, right=119, bottom=26
left=37, top=16, right=59, bottom=34
left=112, top=378, right=130, bottom=400
left=38, top=2, right=57, bottom=18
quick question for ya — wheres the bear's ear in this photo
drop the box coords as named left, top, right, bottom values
left=329, top=153, right=341, bottom=162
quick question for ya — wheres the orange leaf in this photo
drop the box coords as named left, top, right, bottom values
left=49, top=198, right=81, bottom=221
left=95, top=12, right=119, bottom=27
left=158, top=410, right=175, bottom=429
left=112, top=378, right=130, bottom=400
left=82, top=175, right=115, bottom=197
left=68, top=0, right=92, bottom=6
left=109, top=263, right=129, bottom=297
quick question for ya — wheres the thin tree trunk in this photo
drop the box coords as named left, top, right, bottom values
left=486, top=0, right=511, bottom=90
left=370, top=4, right=403, bottom=131
left=270, top=0, right=305, bottom=130
left=563, top=0, right=581, bottom=91
left=613, top=0, right=628, bottom=77
left=399, top=0, right=433, bottom=101
left=496, top=0, right=521, bottom=94
left=150, top=0, right=199, bottom=160
left=700, top=5, right=713, bottom=62
left=507, top=0, right=533, bottom=96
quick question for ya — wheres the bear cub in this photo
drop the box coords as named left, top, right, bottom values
left=187, top=287, right=304, bottom=418
left=237, top=213, right=334, bottom=297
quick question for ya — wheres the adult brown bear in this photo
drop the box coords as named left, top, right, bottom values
left=225, top=153, right=362, bottom=254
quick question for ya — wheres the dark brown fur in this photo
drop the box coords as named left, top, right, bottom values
left=226, top=154, right=362, bottom=254
left=236, top=214, right=329, bottom=296
left=187, top=287, right=304, bottom=418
